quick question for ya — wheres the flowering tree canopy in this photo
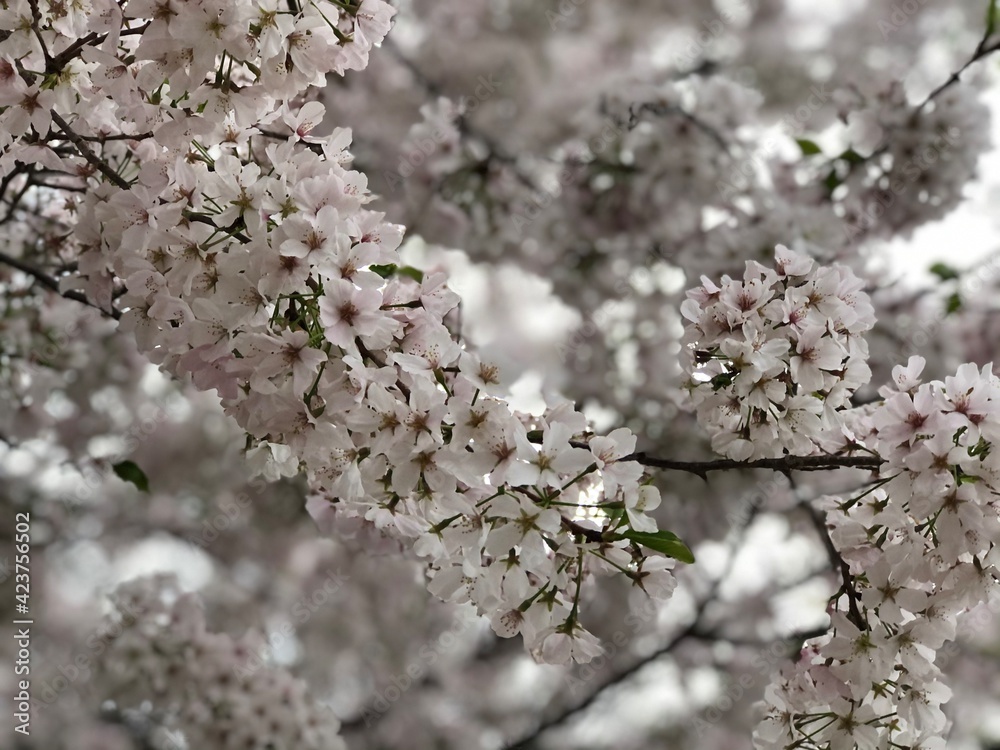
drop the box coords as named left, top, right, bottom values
left=3, top=0, right=1000, bottom=749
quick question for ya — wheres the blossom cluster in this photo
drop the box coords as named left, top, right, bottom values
left=389, top=76, right=770, bottom=302
left=0, top=0, right=685, bottom=668
left=838, top=80, right=991, bottom=241
left=95, top=575, right=347, bottom=750
left=681, top=246, right=875, bottom=460
left=754, top=355, right=1000, bottom=750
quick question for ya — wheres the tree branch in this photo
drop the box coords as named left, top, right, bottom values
left=49, top=110, right=132, bottom=190
left=46, top=24, right=150, bottom=75
left=625, top=452, right=883, bottom=479
left=626, top=100, right=730, bottom=154
left=687, top=623, right=831, bottom=649
left=526, top=429, right=883, bottom=478
left=915, top=33, right=1000, bottom=113
left=0, top=249, right=120, bottom=319
left=504, top=608, right=705, bottom=749
left=560, top=516, right=605, bottom=544
left=71, top=131, right=155, bottom=142
left=800, top=498, right=866, bottom=631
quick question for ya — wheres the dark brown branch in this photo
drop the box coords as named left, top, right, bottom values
left=183, top=211, right=252, bottom=244
left=0, top=173, right=34, bottom=225
left=30, top=180, right=86, bottom=192
left=48, top=32, right=103, bottom=73
left=626, top=452, right=883, bottom=479
left=526, top=429, right=883, bottom=478
left=560, top=516, right=604, bottom=545
left=0, top=162, right=28, bottom=201
left=688, top=623, right=830, bottom=649
left=0, top=249, right=120, bottom=319
left=71, top=131, right=155, bottom=142
left=504, top=614, right=704, bottom=749
left=47, top=24, right=150, bottom=75
left=801, top=498, right=866, bottom=631
left=26, top=0, right=52, bottom=69
left=256, top=128, right=325, bottom=153
left=837, top=559, right=866, bottom=630
left=916, top=35, right=1000, bottom=113
left=49, top=110, right=132, bottom=190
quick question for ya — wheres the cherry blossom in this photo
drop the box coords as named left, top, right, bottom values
left=682, top=246, right=875, bottom=460
left=4, top=1, right=1000, bottom=749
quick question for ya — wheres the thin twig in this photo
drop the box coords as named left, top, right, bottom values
left=627, top=101, right=730, bottom=154
left=505, top=499, right=763, bottom=749
left=688, top=623, right=830, bottom=649
left=915, top=36, right=1000, bottom=113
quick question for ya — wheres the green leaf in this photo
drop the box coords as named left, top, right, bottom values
left=987, top=0, right=998, bottom=37
left=369, top=263, right=397, bottom=278
left=368, top=264, right=424, bottom=283
left=795, top=139, right=822, bottom=156
left=623, top=529, right=696, bottom=564
left=112, top=460, right=149, bottom=493
left=929, top=262, right=960, bottom=281
left=838, top=148, right=866, bottom=165
left=823, top=169, right=842, bottom=193
left=945, top=292, right=962, bottom=315
left=710, top=371, right=735, bottom=391
left=968, top=436, right=991, bottom=459
left=397, top=266, right=424, bottom=283
left=606, top=505, right=626, bottom=528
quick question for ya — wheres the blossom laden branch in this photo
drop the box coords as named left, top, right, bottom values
left=753, top=357, right=1000, bottom=748
left=682, top=249, right=1000, bottom=749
